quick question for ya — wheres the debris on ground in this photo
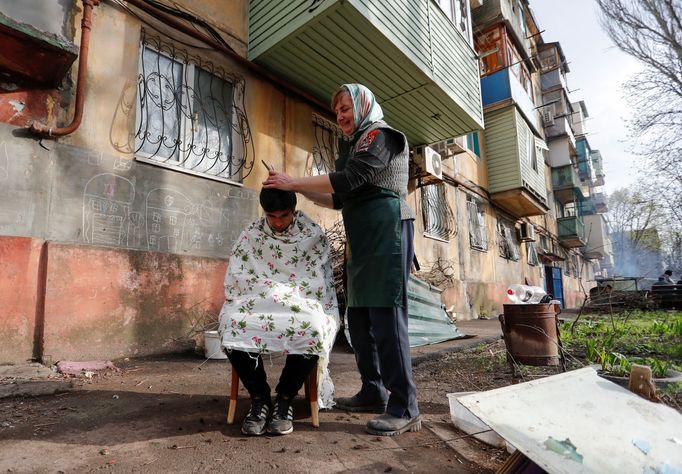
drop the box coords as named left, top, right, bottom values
left=55, top=361, right=116, bottom=376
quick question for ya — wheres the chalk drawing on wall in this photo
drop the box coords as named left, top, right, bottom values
left=113, top=157, right=133, bottom=171
left=87, top=152, right=104, bottom=167
left=145, top=188, right=192, bottom=252
left=82, top=173, right=136, bottom=246
left=197, top=202, right=226, bottom=249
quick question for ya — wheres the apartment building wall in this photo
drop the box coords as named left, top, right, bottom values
left=0, top=0, right=347, bottom=362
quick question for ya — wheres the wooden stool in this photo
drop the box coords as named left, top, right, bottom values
left=226, top=361, right=319, bottom=428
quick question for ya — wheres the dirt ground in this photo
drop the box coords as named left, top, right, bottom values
left=3, top=320, right=680, bottom=474
left=0, top=331, right=512, bottom=474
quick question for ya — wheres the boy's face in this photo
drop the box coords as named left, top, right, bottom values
left=265, top=209, right=295, bottom=233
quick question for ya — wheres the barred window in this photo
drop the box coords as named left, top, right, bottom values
left=497, top=217, right=520, bottom=261
left=466, top=194, right=487, bottom=250
left=527, top=241, right=539, bottom=266
left=309, top=114, right=343, bottom=176
left=572, top=254, right=579, bottom=277
left=135, top=33, right=253, bottom=183
left=421, top=183, right=456, bottom=242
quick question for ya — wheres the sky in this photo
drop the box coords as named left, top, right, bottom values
left=529, top=0, right=644, bottom=194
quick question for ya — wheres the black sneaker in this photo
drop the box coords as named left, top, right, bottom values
left=335, top=393, right=387, bottom=413
left=241, top=397, right=272, bottom=436
left=266, top=396, right=294, bottom=435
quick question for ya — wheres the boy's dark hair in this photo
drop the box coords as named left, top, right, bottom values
left=665, top=269, right=673, bottom=276
left=259, top=188, right=297, bottom=212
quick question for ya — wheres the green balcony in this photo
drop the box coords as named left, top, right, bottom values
left=557, top=216, right=586, bottom=248
left=248, top=0, right=483, bottom=144
left=484, top=106, right=548, bottom=217
left=552, top=165, right=582, bottom=204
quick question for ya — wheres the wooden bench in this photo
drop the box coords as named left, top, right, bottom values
left=650, top=284, right=682, bottom=309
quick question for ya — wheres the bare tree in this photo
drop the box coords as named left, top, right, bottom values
left=596, top=0, right=682, bottom=221
left=607, top=188, right=665, bottom=276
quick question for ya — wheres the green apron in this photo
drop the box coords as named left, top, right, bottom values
left=337, top=149, right=404, bottom=308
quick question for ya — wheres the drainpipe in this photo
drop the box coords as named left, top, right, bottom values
left=28, top=0, right=100, bottom=138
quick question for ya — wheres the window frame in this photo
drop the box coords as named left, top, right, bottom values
left=497, top=217, right=520, bottom=261
left=527, top=241, right=539, bottom=266
left=134, top=38, right=245, bottom=185
left=466, top=193, right=488, bottom=251
left=310, top=113, right=343, bottom=176
left=422, top=183, right=456, bottom=242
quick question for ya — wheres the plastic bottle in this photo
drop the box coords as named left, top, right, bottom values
left=506, top=284, right=547, bottom=304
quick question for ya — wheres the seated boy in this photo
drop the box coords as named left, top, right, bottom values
left=219, top=188, right=339, bottom=436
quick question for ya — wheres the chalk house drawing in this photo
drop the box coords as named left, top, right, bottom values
left=82, top=173, right=136, bottom=246
left=145, top=188, right=192, bottom=252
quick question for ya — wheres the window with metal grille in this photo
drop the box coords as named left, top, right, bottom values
left=421, top=183, right=456, bottom=242
left=497, top=217, right=520, bottom=261
left=135, top=32, right=253, bottom=183
left=309, top=114, right=343, bottom=176
left=466, top=194, right=487, bottom=250
left=572, top=254, right=579, bottom=277
left=527, top=241, right=539, bottom=266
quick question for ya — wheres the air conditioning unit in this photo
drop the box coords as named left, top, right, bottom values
left=431, top=136, right=466, bottom=157
left=519, top=222, right=536, bottom=242
left=542, top=109, right=555, bottom=127
left=412, top=145, right=443, bottom=180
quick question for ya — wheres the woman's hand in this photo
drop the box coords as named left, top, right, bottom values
left=263, top=171, right=334, bottom=194
left=263, top=170, right=298, bottom=191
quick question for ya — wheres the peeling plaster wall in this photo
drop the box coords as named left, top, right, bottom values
left=43, top=244, right=226, bottom=361
left=0, top=236, right=44, bottom=363
left=0, top=0, right=72, bottom=40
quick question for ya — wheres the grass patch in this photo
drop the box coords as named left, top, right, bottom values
left=561, top=310, right=682, bottom=378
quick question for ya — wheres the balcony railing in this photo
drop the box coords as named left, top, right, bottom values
left=557, top=216, right=586, bottom=248
left=540, top=68, right=567, bottom=93
left=552, top=165, right=582, bottom=204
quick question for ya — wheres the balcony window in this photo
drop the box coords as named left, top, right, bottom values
left=526, top=127, right=538, bottom=172
left=539, top=47, right=558, bottom=72
left=135, top=33, right=252, bottom=183
left=497, top=217, right=520, bottom=261
left=309, top=114, right=344, bottom=176
left=517, top=1, right=527, bottom=39
left=466, top=194, right=488, bottom=250
left=477, top=26, right=505, bottom=76
left=422, top=183, right=456, bottom=241
left=436, top=0, right=472, bottom=43
left=467, top=131, right=481, bottom=156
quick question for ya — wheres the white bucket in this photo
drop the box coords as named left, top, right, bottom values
left=447, top=392, right=506, bottom=448
left=203, top=330, right=227, bottom=359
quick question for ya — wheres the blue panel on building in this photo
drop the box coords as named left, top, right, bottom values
left=480, top=69, right=511, bottom=107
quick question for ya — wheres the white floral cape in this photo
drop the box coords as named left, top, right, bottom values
left=219, top=211, right=340, bottom=408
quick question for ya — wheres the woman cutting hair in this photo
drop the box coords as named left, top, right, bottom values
left=263, top=83, right=420, bottom=436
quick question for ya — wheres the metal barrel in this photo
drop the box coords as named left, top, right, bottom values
left=499, top=303, right=560, bottom=366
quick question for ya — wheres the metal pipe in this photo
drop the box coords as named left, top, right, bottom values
left=122, top=0, right=329, bottom=112
left=29, top=0, right=101, bottom=137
